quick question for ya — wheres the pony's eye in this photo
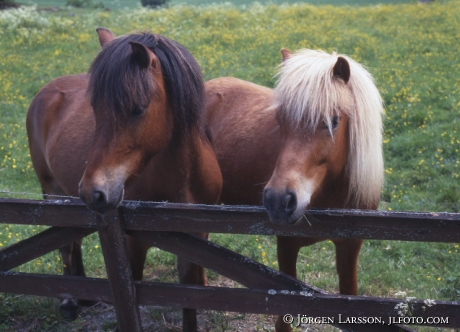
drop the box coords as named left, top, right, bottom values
left=324, top=116, right=340, bottom=131
left=322, top=116, right=340, bottom=131
left=132, top=106, right=146, bottom=117
left=330, top=116, right=340, bottom=130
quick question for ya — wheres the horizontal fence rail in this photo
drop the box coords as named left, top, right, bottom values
left=0, top=198, right=459, bottom=241
left=0, top=197, right=459, bottom=332
left=0, top=272, right=458, bottom=330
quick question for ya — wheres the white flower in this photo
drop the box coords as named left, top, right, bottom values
left=394, top=302, right=408, bottom=310
left=424, top=299, right=436, bottom=307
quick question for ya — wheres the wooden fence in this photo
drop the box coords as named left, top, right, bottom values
left=0, top=197, right=459, bottom=331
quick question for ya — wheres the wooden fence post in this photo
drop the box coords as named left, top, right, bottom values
left=96, top=209, right=143, bottom=332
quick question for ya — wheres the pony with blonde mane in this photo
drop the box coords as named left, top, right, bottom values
left=206, top=48, right=384, bottom=332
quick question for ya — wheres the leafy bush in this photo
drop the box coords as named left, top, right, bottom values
left=141, top=0, right=169, bottom=8
left=66, top=0, right=105, bottom=9
left=0, top=0, right=19, bottom=10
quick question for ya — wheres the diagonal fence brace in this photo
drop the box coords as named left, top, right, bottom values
left=129, top=230, right=416, bottom=332
left=0, top=226, right=95, bottom=271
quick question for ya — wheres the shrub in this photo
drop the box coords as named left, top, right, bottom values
left=0, top=0, right=20, bottom=10
left=141, top=0, right=169, bottom=9
left=66, top=0, right=104, bottom=9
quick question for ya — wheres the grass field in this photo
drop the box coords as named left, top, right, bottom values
left=22, top=0, right=417, bottom=10
left=0, top=1, right=459, bottom=331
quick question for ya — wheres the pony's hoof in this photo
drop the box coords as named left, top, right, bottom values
left=275, top=316, right=293, bottom=332
left=59, top=298, right=78, bottom=321
left=78, top=299, right=98, bottom=307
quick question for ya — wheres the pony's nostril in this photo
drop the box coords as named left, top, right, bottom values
left=263, top=187, right=277, bottom=212
left=263, top=187, right=273, bottom=202
left=284, top=191, right=297, bottom=215
left=92, top=190, right=106, bottom=205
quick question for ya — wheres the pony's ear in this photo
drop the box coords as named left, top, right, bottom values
left=96, top=28, right=116, bottom=47
left=281, top=48, right=293, bottom=62
left=333, top=56, right=350, bottom=83
left=129, top=41, right=158, bottom=70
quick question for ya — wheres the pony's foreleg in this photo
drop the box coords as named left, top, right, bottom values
left=60, top=239, right=86, bottom=276
left=275, top=236, right=323, bottom=332
left=277, top=236, right=302, bottom=278
left=59, top=238, right=86, bottom=319
left=275, top=236, right=302, bottom=332
left=126, top=235, right=149, bottom=281
left=177, top=232, right=209, bottom=332
left=332, top=238, right=364, bottom=295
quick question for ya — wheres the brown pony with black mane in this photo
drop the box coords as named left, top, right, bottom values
left=206, top=48, right=384, bottom=332
left=27, top=28, right=222, bottom=331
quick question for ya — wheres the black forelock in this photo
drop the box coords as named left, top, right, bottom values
left=87, top=32, right=206, bottom=140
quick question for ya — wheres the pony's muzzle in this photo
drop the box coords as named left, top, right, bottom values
left=79, top=182, right=124, bottom=214
left=263, top=188, right=298, bottom=225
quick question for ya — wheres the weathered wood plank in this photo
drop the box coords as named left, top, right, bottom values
left=1, top=198, right=458, bottom=242
left=130, top=230, right=326, bottom=293
left=0, top=271, right=112, bottom=302
left=0, top=198, right=95, bottom=228
left=0, top=272, right=456, bottom=329
left=96, top=210, right=143, bottom=332
left=136, top=284, right=422, bottom=332
left=120, top=203, right=460, bottom=242
left=0, top=227, right=95, bottom=271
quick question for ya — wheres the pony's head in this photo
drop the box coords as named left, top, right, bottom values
left=79, top=28, right=206, bottom=213
left=264, top=49, right=384, bottom=224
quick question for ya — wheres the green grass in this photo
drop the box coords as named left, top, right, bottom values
left=21, top=0, right=417, bottom=10
left=0, top=1, right=459, bottom=331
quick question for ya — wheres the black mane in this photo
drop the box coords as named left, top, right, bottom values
left=88, top=32, right=206, bottom=140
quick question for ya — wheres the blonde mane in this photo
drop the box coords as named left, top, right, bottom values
left=274, top=49, right=384, bottom=208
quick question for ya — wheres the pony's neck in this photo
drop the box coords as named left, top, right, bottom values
left=311, top=172, right=350, bottom=209
left=311, top=173, right=378, bottom=210
left=141, top=130, right=222, bottom=205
